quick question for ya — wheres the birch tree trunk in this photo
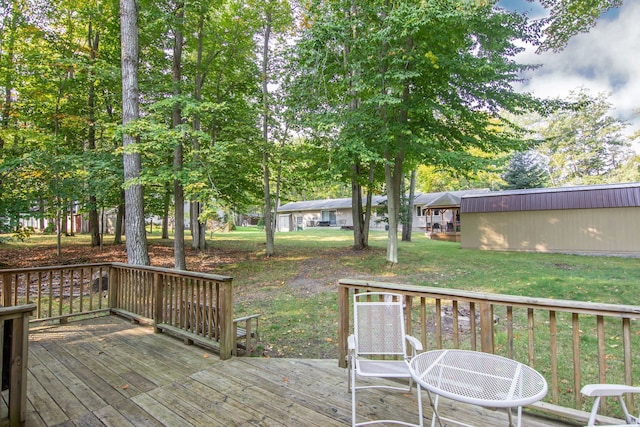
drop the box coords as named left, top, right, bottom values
left=120, top=0, right=149, bottom=265
left=262, top=12, right=275, bottom=256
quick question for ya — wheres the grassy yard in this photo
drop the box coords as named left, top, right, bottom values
left=1, top=227, right=639, bottom=360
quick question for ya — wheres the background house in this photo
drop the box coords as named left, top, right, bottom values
left=460, top=182, right=640, bottom=256
left=277, top=189, right=488, bottom=235
left=276, top=196, right=388, bottom=232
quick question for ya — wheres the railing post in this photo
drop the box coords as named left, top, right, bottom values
left=9, top=308, right=30, bottom=425
left=404, top=295, right=413, bottom=340
left=479, top=302, right=494, bottom=353
left=218, top=279, right=234, bottom=360
left=153, top=273, right=163, bottom=333
left=338, top=285, right=349, bottom=368
left=108, top=266, right=118, bottom=311
left=2, top=274, right=12, bottom=307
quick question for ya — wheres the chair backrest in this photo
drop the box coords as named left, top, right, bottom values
left=353, top=292, right=407, bottom=358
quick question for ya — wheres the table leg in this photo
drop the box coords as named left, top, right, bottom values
left=427, top=392, right=444, bottom=427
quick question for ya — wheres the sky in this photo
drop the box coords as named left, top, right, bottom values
left=498, top=1, right=640, bottom=138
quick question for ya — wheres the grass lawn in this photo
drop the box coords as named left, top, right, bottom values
left=1, top=226, right=639, bottom=359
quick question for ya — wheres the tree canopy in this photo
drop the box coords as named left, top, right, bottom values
left=0, top=0, right=638, bottom=265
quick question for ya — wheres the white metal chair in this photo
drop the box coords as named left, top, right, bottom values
left=581, top=384, right=640, bottom=426
left=348, top=292, right=424, bottom=427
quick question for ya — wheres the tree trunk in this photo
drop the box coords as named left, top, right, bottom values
left=61, top=204, right=68, bottom=235
left=350, top=165, right=366, bottom=250
left=120, top=0, right=149, bottom=265
left=402, top=170, right=416, bottom=242
left=161, top=182, right=170, bottom=239
left=114, top=194, right=124, bottom=244
left=87, top=21, right=101, bottom=247
left=362, top=162, right=375, bottom=245
left=384, top=152, right=403, bottom=265
left=56, top=206, right=62, bottom=256
left=190, top=16, right=207, bottom=251
left=172, top=3, right=186, bottom=269
left=0, top=1, right=18, bottom=198
left=69, top=200, right=75, bottom=236
left=262, top=13, right=275, bottom=256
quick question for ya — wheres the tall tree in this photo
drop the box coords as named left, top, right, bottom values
left=257, top=0, right=293, bottom=257
left=294, top=0, right=545, bottom=264
left=540, top=89, right=633, bottom=186
left=502, top=151, right=548, bottom=189
left=171, top=1, right=186, bottom=269
left=120, top=0, right=150, bottom=265
left=87, top=19, right=101, bottom=247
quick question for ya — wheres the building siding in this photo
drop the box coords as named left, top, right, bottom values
left=461, top=207, right=640, bottom=255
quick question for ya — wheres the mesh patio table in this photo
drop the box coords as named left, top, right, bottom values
left=409, top=349, right=548, bottom=427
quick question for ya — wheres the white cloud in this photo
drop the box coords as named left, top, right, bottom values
left=513, top=1, right=640, bottom=139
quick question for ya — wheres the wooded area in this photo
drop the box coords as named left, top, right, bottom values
left=0, top=0, right=637, bottom=265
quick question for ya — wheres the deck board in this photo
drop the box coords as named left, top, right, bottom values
left=22, top=316, right=578, bottom=427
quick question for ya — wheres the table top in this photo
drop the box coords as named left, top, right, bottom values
left=409, top=349, right=548, bottom=408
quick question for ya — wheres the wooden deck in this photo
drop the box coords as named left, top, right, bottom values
left=20, top=315, right=579, bottom=427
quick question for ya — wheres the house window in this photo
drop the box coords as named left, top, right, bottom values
left=321, top=210, right=337, bottom=226
left=416, top=206, right=424, bottom=217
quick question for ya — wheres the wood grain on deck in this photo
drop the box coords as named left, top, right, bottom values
left=21, top=316, right=577, bottom=426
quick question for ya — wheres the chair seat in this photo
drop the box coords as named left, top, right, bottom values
left=356, top=359, right=411, bottom=378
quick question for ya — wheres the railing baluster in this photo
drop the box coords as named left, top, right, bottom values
left=597, top=315, right=607, bottom=413
left=435, top=298, right=442, bottom=349
left=37, top=272, right=43, bottom=318
left=420, top=297, right=427, bottom=350
left=623, top=317, right=634, bottom=414
left=70, top=268, right=75, bottom=315
left=469, top=302, right=476, bottom=351
left=572, top=313, right=582, bottom=409
left=507, top=306, right=514, bottom=359
left=528, top=308, right=535, bottom=368
left=452, top=300, right=459, bottom=348
left=550, top=310, right=558, bottom=403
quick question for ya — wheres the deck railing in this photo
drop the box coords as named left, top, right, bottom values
left=0, top=263, right=236, bottom=359
left=0, top=303, right=35, bottom=427
left=338, top=279, right=640, bottom=422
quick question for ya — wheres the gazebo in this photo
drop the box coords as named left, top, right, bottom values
left=414, top=189, right=489, bottom=242
left=425, top=192, right=461, bottom=241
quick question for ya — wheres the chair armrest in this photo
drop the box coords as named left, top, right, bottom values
left=406, top=335, right=423, bottom=352
left=582, top=384, right=640, bottom=397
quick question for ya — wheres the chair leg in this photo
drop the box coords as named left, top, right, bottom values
left=428, top=392, right=444, bottom=427
left=416, top=383, right=424, bottom=427
left=351, top=364, right=357, bottom=427
left=587, top=396, right=601, bottom=427
left=619, top=396, right=636, bottom=424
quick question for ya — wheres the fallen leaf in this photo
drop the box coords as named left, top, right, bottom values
left=122, top=384, right=129, bottom=390
left=203, top=353, right=209, bottom=358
